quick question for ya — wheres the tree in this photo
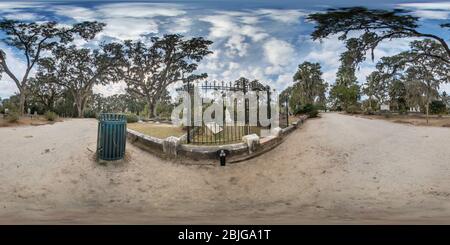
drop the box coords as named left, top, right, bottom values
left=329, top=77, right=360, bottom=111
left=329, top=41, right=361, bottom=111
left=292, top=61, right=328, bottom=106
left=378, top=40, right=448, bottom=122
left=37, top=43, right=125, bottom=117
left=363, top=71, right=388, bottom=109
left=441, top=91, right=450, bottom=109
left=388, top=79, right=408, bottom=113
left=307, top=7, right=450, bottom=65
left=0, top=19, right=105, bottom=115
left=28, top=76, right=65, bottom=112
left=122, top=35, right=212, bottom=118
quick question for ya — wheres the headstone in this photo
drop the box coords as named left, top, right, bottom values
left=270, top=127, right=283, bottom=137
left=163, top=136, right=180, bottom=156
left=242, top=134, right=260, bottom=154
left=27, top=108, right=31, bottom=115
left=205, top=121, right=223, bottom=134
left=380, top=104, right=390, bottom=111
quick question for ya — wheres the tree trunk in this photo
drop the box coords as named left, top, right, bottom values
left=76, top=102, right=84, bottom=118
left=426, top=101, right=429, bottom=124
left=75, top=95, right=85, bottom=118
left=148, top=102, right=155, bottom=119
left=146, top=96, right=156, bottom=119
left=19, top=91, right=26, bottom=116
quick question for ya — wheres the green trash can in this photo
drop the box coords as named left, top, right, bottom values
left=97, top=113, right=127, bottom=161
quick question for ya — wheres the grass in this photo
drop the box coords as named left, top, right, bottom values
left=190, top=125, right=262, bottom=145
left=355, top=113, right=450, bottom=127
left=0, top=115, right=61, bottom=127
left=128, top=122, right=185, bottom=139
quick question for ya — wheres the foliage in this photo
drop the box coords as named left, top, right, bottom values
left=0, top=95, right=19, bottom=112
left=125, top=113, right=139, bottom=123
left=374, top=39, right=449, bottom=118
left=44, top=111, right=58, bottom=121
left=430, top=101, right=447, bottom=115
left=292, top=62, right=328, bottom=105
left=122, top=35, right=213, bottom=118
left=363, top=71, right=388, bottom=109
left=329, top=39, right=361, bottom=111
left=36, top=43, right=125, bottom=118
left=307, top=7, right=449, bottom=65
left=329, top=80, right=360, bottom=111
left=0, top=19, right=105, bottom=114
left=345, top=104, right=361, bottom=114
left=83, top=109, right=97, bottom=118
left=28, top=77, right=65, bottom=112
left=293, top=103, right=319, bottom=118
left=5, top=110, right=19, bottom=123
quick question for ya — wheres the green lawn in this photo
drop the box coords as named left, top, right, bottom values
left=128, top=123, right=185, bottom=139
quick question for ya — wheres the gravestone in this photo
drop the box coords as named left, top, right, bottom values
left=242, top=134, right=260, bottom=154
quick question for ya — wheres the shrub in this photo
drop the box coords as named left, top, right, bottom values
left=364, top=108, right=374, bottom=115
left=307, top=110, right=319, bottom=118
left=430, top=101, right=447, bottom=115
left=125, top=113, right=139, bottom=123
left=44, top=111, right=58, bottom=121
left=83, top=110, right=97, bottom=118
left=6, top=111, right=19, bottom=123
left=345, top=105, right=361, bottom=114
left=293, top=103, right=319, bottom=118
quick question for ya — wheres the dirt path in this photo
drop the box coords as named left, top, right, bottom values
left=0, top=113, right=449, bottom=224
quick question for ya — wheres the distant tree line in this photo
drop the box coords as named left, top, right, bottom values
left=306, top=7, right=450, bottom=119
left=0, top=19, right=212, bottom=118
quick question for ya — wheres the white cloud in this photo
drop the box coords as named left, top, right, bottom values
left=51, top=3, right=186, bottom=40
left=254, top=9, right=307, bottom=24
left=274, top=73, right=293, bottom=87
left=166, top=17, right=192, bottom=33
left=225, top=35, right=249, bottom=57
left=200, top=13, right=269, bottom=57
left=2, top=12, right=40, bottom=21
left=0, top=2, right=43, bottom=9
left=398, top=2, right=450, bottom=10
left=263, top=38, right=295, bottom=66
left=397, top=2, right=450, bottom=20
left=102, top=18, right=159, bottom=40
left=412, top=10, right=450, bottom=19
left=98, top=3, right=185, bottom=18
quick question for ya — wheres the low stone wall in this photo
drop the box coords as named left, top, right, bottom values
left=127, top=115, right=309, bottom=163
left=127, top=129, right=165, bottom=157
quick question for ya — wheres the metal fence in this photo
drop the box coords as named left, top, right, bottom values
left=176, top=80, right=288, bottom=145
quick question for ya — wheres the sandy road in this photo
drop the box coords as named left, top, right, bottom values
left=0, top=113, right=449, bottom=224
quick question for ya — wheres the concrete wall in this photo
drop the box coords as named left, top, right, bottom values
left=127, top=115, right=309, bottom=163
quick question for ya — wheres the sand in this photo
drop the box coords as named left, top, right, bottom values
left=0, top=113, right=449, bottom=224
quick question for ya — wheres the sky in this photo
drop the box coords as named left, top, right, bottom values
left=0, top=0, right=449, bottom=99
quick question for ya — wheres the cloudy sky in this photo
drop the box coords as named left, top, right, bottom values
left=0, top=0, right=449, bottom=99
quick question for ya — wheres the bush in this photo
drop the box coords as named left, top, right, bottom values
left=6, top=111, right=19, bottom=123
left=430, top=101, right=447, bottom=115
left=125, top=113, right=139, bottom=123
left=345, top=105, right=361, bottom=114
left=364, top=108, right=374, bottom=115
left=83, top=110, right=97, bottom=118
left=44, top=111, right=58, bottom=121
left=293, top=103, right=319, bottom=118
left=307, top=110, right=319, bottom=118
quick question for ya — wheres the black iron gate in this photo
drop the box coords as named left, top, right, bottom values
left=176, top=80, right=277, bottom=145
